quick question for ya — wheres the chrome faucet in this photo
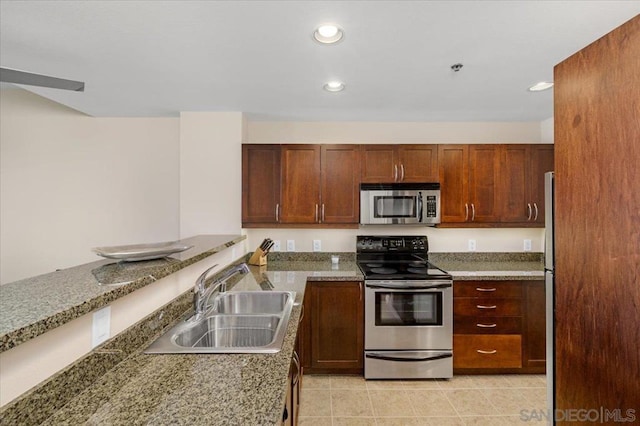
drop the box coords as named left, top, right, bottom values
left=192, top=263, right=250, bottom=321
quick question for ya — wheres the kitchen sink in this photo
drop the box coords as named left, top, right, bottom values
left=144, top=291, right=295, bottom=354
left=215, top=291, right=292, bottom=314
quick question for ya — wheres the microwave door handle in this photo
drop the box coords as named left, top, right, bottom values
left=417, top=192, right=423, bottom=221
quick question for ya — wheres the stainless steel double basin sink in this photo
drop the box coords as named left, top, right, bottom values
left=145, top=291, right=296, bottom=354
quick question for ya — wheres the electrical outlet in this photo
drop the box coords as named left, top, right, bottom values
left=524, top=239, right=532, bottom=251
left=468, top=239, right=477, bottom=251
left=312, top=239, right=321, bottom=252
left=92, top=306, right=111, bottom=348
left=272, top=240, right=281, bottom=252
left=286, top=240, right=295, bottom=252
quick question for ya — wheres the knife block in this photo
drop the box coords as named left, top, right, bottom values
left=248, top=248, right=267, bottom=266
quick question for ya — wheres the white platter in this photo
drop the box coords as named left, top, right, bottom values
left=92, top=241, right=193, bottom=262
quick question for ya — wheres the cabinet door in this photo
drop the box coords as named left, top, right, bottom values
left=523, top=281, right=546, bottom=371
left=529, top=145, right=554, bottom=225
left=468, top=145, right=501, bottom=223
left=320, top=145, right=360, bottom=223
left=398, top=145, right=438, bottom=182
left=241, top=144, right=281, bottom=225
left=500, top=145, right=530, bottom=223
left=438, top=145, right=469, bottom=223
left=360, top=145, right=398, bottom=182
left=306, top=281, right=364, bottom=373
left=281, top=145, right=321, bottom=223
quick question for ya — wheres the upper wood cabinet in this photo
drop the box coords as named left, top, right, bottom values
left=501, top=145, right=554, bottom=225
left=361, top=144, right=438, bottom=182
left=281, top=145, right=322, bottom=223
left=281, top=144, right=360, bottom=224
left=242, top=144, right=360, bottom=227
left=439, top=144, right=553, bottom=226
left=242, top=144, right=281, bottom=225
left=439, top=144, right=501, bottom=224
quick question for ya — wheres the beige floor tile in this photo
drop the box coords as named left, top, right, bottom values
left=303, top=374, right=333, bottom=389
left=462, top=415, right=518, bottom=425
left=481, top=388, right=532, bottom=415
left=402, top=379, right=441, bottom=389
left=298, top=417, right=333, bottom=426
left=407, top=389, right=458, bottom=417
left=376, top=417, right=422, bottom=426
left=331, top=375, right=368, bottom=389
left=333, top=417, right=378, bottom=426
left=331, top=389, right=374, bottom=417
left=437, top=375, right=477, bottom=389
left=444, top=389, right=499, bottom=416
left=369, top=389, right=415, bottom=417
left=415, top=417, right=465, bottom=426
left=504, top=374, right=545, bottom=388
left=470, top=375, right=518, bottom=388
left=518, top=387, right=547, bottom=410
left=366, top=379, right=406, bottom=390
left=299, top=389, right=332, bottom=417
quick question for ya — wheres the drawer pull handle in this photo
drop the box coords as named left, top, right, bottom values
left=476, top=287, right=496, bottom=292
left=477, top=305, right=497, bottom=309
left=477, top=349, right=498, bottom=354
left=476, top=323, right=497, bottom=328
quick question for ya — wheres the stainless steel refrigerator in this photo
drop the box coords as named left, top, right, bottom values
left=544, top=171, right=555, bottom=424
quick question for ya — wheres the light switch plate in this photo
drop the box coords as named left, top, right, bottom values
left=524, top=239, right=532, bottom=251
left=272, top=240, right=281, bottom=252
left=286, top=240, right=295, bottom=252
left=92, top=306, right=111, bottom=348
left=312, top=239, right=321, bottom=252
left=468, top=239, right=477, bottom=251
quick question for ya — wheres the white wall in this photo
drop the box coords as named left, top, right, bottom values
left=179, top=112, right=245, bottom=237
left=0, top=89, right=180, bottom=284
left=540, top=117, right=554, bottom=143
left=244, top=120, right=548, bottom=253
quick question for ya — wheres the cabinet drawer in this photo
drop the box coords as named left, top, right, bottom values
left=454, top=298, right=522, bottom=316
left=454, top=281, right=523, bottom=298
left=454, top=316, right=522, bottom=334
left=453, top=335, right=522, bottom=368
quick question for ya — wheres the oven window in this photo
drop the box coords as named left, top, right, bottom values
left=374, top=292, right=442, bottom=326
left=374, top=196, right=416, bottom=218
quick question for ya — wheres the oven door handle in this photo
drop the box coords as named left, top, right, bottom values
left=365, top=352, right=453, bottom=362
left=365, top=282, right=452, bottom=290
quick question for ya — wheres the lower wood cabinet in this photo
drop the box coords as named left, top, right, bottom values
left=301, top=280, right=364, bottom=374
left=453, top=280, right=546, bottom=374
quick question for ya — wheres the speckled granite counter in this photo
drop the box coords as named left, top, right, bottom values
left=429, top=252, right=545, bottom=280
left=0, top=234, right=246, bottom=352
left=1, top=258, right=362, bottom=425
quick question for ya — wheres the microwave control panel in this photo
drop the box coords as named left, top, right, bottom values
left=425, top=195, right=437, bottom=218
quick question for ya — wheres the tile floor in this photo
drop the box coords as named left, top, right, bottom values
left=298, top=374, right=547, bottom=425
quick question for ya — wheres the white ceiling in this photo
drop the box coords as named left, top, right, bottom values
left=1, top=1, right=638, bottom=121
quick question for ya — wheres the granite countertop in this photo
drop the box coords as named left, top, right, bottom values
left=5, top=261, right=363, bottom=425
left=0, top=234, right=246, bottom=352
left=429, top=252, right=545, bottom=281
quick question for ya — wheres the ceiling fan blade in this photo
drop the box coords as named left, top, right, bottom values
left=0, top=67, right=84, bottom=92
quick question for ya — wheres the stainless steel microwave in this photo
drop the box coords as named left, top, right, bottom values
left=360, top=183, right=441, bottom=225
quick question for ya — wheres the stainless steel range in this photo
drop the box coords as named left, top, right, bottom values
left=356, top=235, right=453, bottom=379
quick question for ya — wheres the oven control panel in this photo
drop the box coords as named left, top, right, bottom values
left=357, top=236, right=428, bottom=252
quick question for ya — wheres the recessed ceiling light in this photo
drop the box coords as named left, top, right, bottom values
left=323, top=81, right=345, bottom=92
left=528, top=82, right=554, bottom=92
left=314, top=24, right=343, bottom=44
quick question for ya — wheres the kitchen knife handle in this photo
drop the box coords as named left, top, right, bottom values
left=533, top=203, right=539, bottom=221
left=527, top=203, right=533, bottom=221
left=275, top=203, right=280, bottom=222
